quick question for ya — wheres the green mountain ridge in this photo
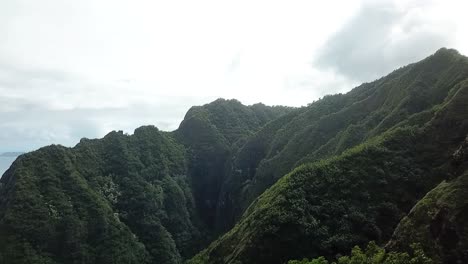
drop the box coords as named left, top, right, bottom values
left=0, top=100, right=291, bottom=263
left=215, top=47, right=468, bottom=232
left=190, top=65, right=468, bottom=263
left=1, top=48, right=468, bottom=264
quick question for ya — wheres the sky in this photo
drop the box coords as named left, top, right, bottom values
left=0, top=0, right=467, bottom=153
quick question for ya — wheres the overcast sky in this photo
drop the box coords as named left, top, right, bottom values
left=0, top=0, right=467, bottom=153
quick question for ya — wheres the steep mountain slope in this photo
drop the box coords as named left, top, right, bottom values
left=189, top=50, right=468, bottom=263
left=1, top=48, right=468, bottom=264
left=387, top=170, right=468, bottom=264
left=215, top=48, right=468, bottom=231
left=0, top=127, right=192, bottom=264
left=387, top=136, right=468, bottom=264
left=175, top=99, right=291, bottom=230
left=0, top=101, right=289, bottom=264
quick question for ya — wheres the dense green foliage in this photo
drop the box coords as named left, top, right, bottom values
left=388, top=166, right=468, bottom=263
left=1, top=48, right=468, bottom=264
left=216, top=48, right=468, bottom=230
left=0, top=127, right=195, bottom=264
left=287, top=242, right=433, bottom=264
left=175, top=99, right=291, bottom=231
left=189, top=49, right=468, bottom=264
left=0, top=101, right=289, bottom=263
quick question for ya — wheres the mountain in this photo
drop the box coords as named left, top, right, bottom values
left=175, top=99, right=292, bottom=231
left=0, top=129, right=189, bottom=264
left=387, top=136, right=468, bottom=263
left=215, top=48, right=468, bottom=231
left=0, top=100, right=290, bottom=264
left=1, top=48, right=468, bottom=264
left=188, top=48, right=468, bottom=263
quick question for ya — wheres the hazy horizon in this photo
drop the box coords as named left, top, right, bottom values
left=0, top=156, right=18, bottom=176
left=1, top=0, right=467, bottom=153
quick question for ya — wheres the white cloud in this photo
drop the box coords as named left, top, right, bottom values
left=315, top=0, right=466, bottom=82
left=0, top=0, right=466, bottom=152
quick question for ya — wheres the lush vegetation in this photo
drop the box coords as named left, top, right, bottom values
left=388, top=167, right=468, bottom=263
left=287, top=242, right=433, bottom=264
left=1, top=48, right=468, bottom=264
left=216, top=48, right=468, bottom=231
left=0, top=128, right=193, bottom=264
left=175, top=99, right=292, bottom=232
left=0, top=101, right=289, bottom=264
left=189, top=48, right=468, bottom=263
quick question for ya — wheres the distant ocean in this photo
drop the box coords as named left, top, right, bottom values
left=0, top=156, right=17, bottom=177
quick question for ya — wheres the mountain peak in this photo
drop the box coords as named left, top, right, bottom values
left=434, top=47, right=461, bottom=57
